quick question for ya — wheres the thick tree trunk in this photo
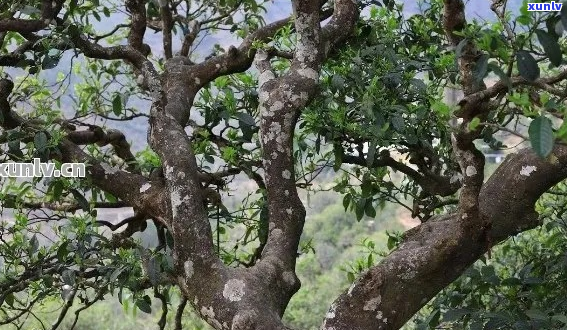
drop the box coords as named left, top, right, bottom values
left=322, top=146, right=567, bottom=330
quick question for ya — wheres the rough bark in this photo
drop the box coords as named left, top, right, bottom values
left=2, top=1, right=567, bottom=330
left=138, top=1, right=360, bottom=329
left=322, top=146, right=567, bottom=329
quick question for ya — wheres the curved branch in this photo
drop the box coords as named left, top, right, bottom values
left=125, top=0, right=147, bottom=54
left=160, top=0, right=174, bottom=59
left=174, top=297, right=187, bottom=330
left=443, top=0, right=487, bottom=221
left=343, top=152, right=460, bottom=197
left=323, top=145, right=567, bottom=330
left=22, top=201, right=127, bottom=212
left=460, top=69, right=567, bottom=108
left=50, top=284, right=77, bottom=330
left=67, top=128, right=140, bottom=174
left=0, top=78, right=166, bottom=226
left=186, top=16, right=292, bottom=90
left=0, top=0, right=65, bottom=34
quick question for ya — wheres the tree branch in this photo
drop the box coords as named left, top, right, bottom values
left=125, top=0, right=148, bottom=55
left=343, top=151, right=460, bottom=197
left=443, top=0, right=486, bottom=221
left=0, top=0, right=64, bottom=34
left=323, top=145, right=567, bottom=330
left=67, top=128, right=140, bottom=174
left=160, top=0, right=174, bottom=59
left=0, top=78, right=166, bottom=227
left=21, top=201, right=127, bottom=212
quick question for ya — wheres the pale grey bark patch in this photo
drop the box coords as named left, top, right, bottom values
left=184, top=260, right=194, bottom=278
left=101, top=163, right=119, bottom=175
left=223, top=279, right=246, bottom=302
left=465, top=165, right=477, bottom=176
left=520, top=165, right=537, bottom=176
left=363, top=296, right=381, bottom=311
left=139, top=182, right=151, bottom=193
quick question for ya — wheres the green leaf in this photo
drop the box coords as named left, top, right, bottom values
left=331, top=74, right=345, bottom=91
left=525, top=309, right=549, bottom=320
left=455, top=38, right=468, bottom=59
left=364, top=199, right=376, bottom=218
left=104, top=191, right=117, bottom=203
left=3, top=194, right=17, bottom=208
left=342, top=194, right=351, bottom=211
left=366, top=141, right=377, bottom=167
left=484, top=318, right=507, bottom=330
left=355, top=198, right=365, bottom=221
left=333, top=145, right=343, bottom=171
left=136, top=295, right=152, bottom=314
left=360, top=175, right=372, bottom=196
left=410, top=78, right=426, bottom=94
left=469, top=319, right=484, bottom=330
left=29, top=234, right=39, bottom=255
left=390, top=113, right=405, bottom=132
left=112, top=94, right=123, bottom=116
left=57, top=241, right=68, bottom=262
left=552, top=315, right=567, bottom=325
left=147, top=256, right=160, bottom=286
left=428, top=309, right=441, bottom=328
left=34, top=131, right=48, bottom=152
left=258, top=204, right=269, bottom=244
left=41, top=55, right=59, bottom=69
left=4, top=293, right=14, bottom=307
left=443, top=308, right=472, bottom=322
left=110, top=267, right=123, bottom=282
left=468, top=117, right=481, bottom=131
left=387, top=236, right=396, bottom=250
left=7, top=140, right=23, bottom=159
left=536, top=29, right=562, bottom=67
left=488, top=62, right=512, bottom=90
left=70, top=189, right=90, bottom=211
left=347, top=272, right=355, bottom=282
left=528, top=116, right=554, bottom=158
left=165, top=230, right=174, bottom=249
left=501, top=277, right=522, bottom=286
left=516, top=50, right=540, bottom=81
left=241, top=123, right=255, bottom=142
left=431, top=101, right=451, bottom=117
left=51, top=181, right=64, bottom=201
left=473, top=54, right=489, bottom=85
left=556, top=119, right=567, bottom=140
left=204, top=154, right=214, bottom=164
left=235, top=112, right=255, bottom=126
left=62, top=269, right=76, bottom=286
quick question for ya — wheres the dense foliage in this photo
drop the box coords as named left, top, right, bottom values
left=2, top=0, right=567, bottom=329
